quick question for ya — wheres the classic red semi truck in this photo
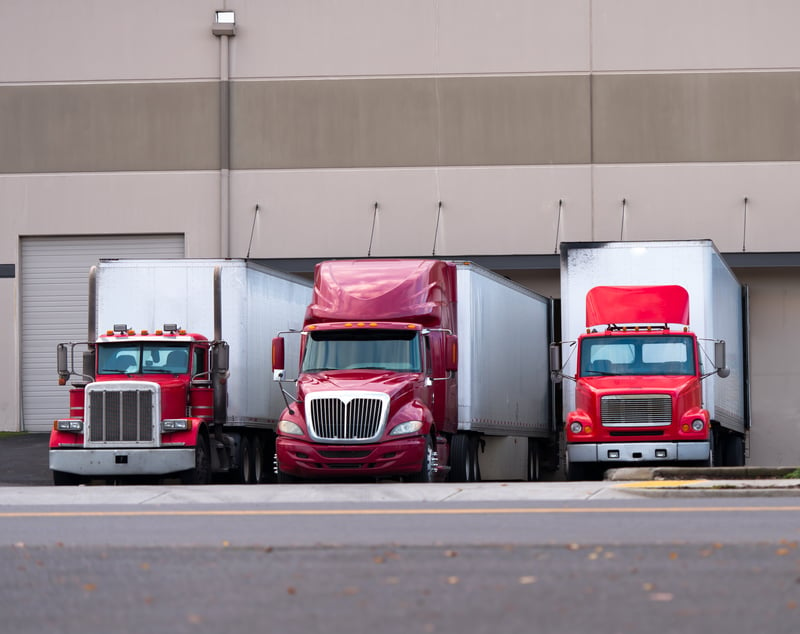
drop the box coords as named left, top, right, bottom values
left=551, top=240, right=749, bottom=480
left=271, top=258, right=558, bottom=483
left=49, top=259, right=312, bottom=485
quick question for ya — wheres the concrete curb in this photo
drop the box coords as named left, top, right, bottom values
left=606, top=466, right=800, bottom=481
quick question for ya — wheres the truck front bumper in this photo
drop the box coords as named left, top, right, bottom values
left=276, top=435, right=427, bottom=480
left=568, top=441, right=710, bottom=463
left=49, top=447, right=196, bottom=476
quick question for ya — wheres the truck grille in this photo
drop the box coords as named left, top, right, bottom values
left=85, top=382, right=158, bottom=444
left=601, top=394, right=672, bottom=427
left=306, top=392, right=389, bottom=443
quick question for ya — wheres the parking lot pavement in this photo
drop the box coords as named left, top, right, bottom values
left=0, top=433, right=51, bottom=486
left=2, top=432, right=799, bottom=494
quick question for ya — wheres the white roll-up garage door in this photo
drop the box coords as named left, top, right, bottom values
left=20, top=235, right=184, bottom=432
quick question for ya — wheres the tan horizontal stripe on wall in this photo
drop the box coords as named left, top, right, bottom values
left=0, top=83, right=220, bottom=174
left=593, top=72, right=800, bottom=164
left=232, top=76, right=591, bottom=169
left=2, top=72, right=800, bottom=173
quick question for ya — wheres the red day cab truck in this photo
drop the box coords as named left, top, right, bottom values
left=271, top=259, right=558, bottom=483
left=49, top=259, right=312, bottom=485
left=550, top=240, right=749, bottom=480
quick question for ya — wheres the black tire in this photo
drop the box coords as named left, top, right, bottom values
left=527, top=439, right=541, bottom=482
left=449, top=434, right=469, bottom=482
left=409, top=435, right=435, bottom=483
left=723, top=433, right=745, bottom=467
left=704, top=428, right=717, bottom=467
left=237, top=435, right=253, bottom=484
left=449, top=434, right=478, bottom=482
left=565, top=451, right=594, bottom=481
left=52, top=470, right=82, bottom=486
left=251, top=434, right=265, bottom=483
left=180, top=433, right=211, bottom=485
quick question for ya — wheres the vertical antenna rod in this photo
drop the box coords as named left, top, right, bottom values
left=432, top=201, right=443, bottom=256
left=367, top=202, right=378, bottom=256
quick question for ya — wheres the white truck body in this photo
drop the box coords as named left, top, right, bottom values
left=559, top=240, right=747, bottom=434
left=453, top=262, right=554, bottom=478
left=94, top=259, right=313, bottom=426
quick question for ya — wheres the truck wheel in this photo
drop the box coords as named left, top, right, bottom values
left=251, top=435, right=265, bottom=483
left=704, top=428, right=717, bottom=468
left=180, top=433, right=211, bottom=485
left=237, top=435, right=253, bottom=484
left=409, top=435, right=435, bottom=483
left=450, top=434, right=478, bottom=482
left=565, top=452, right=594, bottom=481
left=52, top=470, right=82, bottom=486
left=527, top=439, right=541, bottom=482
left=723, top=434, right=745, bottom=467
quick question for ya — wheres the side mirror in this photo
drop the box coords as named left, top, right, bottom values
left=56, top=344, right=70, bottom=385
left=715, top=340, right=730, bottom=378
left=272, top=337, right=285, bottom=381
left=549, top=343, right=563, bottom=384
left=445, top=335, right=458, bottom=373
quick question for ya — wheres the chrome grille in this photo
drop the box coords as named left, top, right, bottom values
left=86, top=383, right=157, bottom=444
left=601, top=394, right=672, bottom=427
left=306, top=392, right=389, bottom=442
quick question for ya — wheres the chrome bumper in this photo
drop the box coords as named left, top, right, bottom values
left=568, top=441, right=710, bottom=463
left=49, top=447, right=195, bottom=476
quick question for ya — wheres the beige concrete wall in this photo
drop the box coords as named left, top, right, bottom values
left=230, top=167, right=592, bottom=259
left=235, top=0, right=590, bottom=78
left=737, top=269, right=800, bottom=465
left=593, top=0, right=800, bottom=72
left=592, top=164, right=800, bottom=252
left=1, top=0, right=219, bottom=82
left=0, top=174, right=220, bottom=257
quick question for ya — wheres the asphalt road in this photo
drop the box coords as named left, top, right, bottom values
left=2, top=492, right=799, bottom=634
left=2, top=434, right=800, bottom=634
left=0, top=433, right=51, bottom=486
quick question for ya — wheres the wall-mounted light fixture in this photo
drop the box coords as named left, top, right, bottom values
left=212, top=10, right=236, bottom=36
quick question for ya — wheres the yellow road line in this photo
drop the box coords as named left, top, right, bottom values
left=1, top=505, right=799, bottom=519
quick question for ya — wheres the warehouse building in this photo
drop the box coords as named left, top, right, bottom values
left=2, top=1, right=800, bottom=465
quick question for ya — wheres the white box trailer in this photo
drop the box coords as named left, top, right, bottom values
left=453, top=262, right=557, bottom=479
left=559, top=240, right=748, bottom=435
left=93, top=259, right=313, bottom=426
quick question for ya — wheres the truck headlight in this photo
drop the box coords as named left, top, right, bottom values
left=389, top=421, right=424, bottom=436
left=161, top=419, right=191, bottom=432
left=691, top=419, right=704, bottom=432
left=278, top=420, right=305, bottom=436
left=55, top=419, right=83, bottom=432
left=569, top=422, right=584, bottom=434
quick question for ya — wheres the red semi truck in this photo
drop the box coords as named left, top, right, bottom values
left=551, top=241, right=749, bottom=480
left=49, top=259, right=312, bottom=485
left=271, top=258, right=558, bottom=483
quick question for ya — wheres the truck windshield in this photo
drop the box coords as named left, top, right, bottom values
left=97, top=343, right=190, bottom=375
left=302, top=329, right=422, bottom=373
left=580, top=335, right=695, bottom=377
